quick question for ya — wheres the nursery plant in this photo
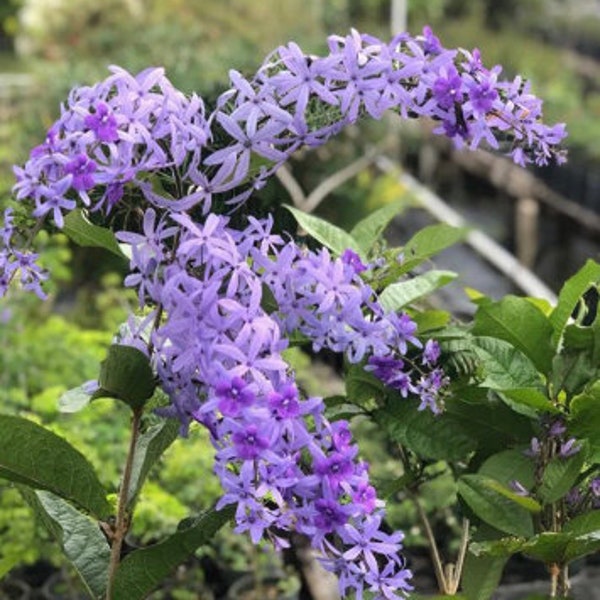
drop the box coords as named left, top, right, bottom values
left=1, top=24, right=597, bottom=600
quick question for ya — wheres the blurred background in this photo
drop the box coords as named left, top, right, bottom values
left=0, top=1, right=599, bottom=598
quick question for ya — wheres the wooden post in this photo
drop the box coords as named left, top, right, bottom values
left=515, top=197, right=540, bottom=269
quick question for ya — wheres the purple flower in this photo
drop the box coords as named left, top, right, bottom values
left=315, top=451, right=355, bottom=489
left=232, top=424, right=271, bottom=460
left=84, top=102, right=119, bottom=142
left=342, top=514, right=404, bottom=573
left=365, top=559, right=414, bottom=599
left=342, top=248, right=367, bottom=273
left=64, top=154, right=96, bottom=191
left=509, top=480, right=530, bottom=496
left=215, top=376, right=255, bottom=416
left=268, top=383, right=301, bottom=419
left=314, top=498, right=349, bottom=533
left=468, top=76, right=499, bottom=114
left=422, top=339, right=441, bottom=366
left=559, top=437, right=581, bottom=459
left=433, top=65, right=463, bottom=109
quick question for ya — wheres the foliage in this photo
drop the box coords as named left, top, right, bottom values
left=0, top=20, right=591, bottom=600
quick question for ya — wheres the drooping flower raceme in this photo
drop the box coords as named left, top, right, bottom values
left=1, top=26, right=568, bottom=600
left=131, top=211, right=417, bottom=597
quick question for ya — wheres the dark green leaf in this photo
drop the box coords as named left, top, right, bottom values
left=378, top=270, right=457, bottom=312
left=517, top=530, right=600, bottom=564
left=469, top=537, right=526, bottom=558
left=564, top=533, right=600, bottom=563
left=521, top=532, right=571, bottom=563
left=23, top=490, right=110, bottom=599
left=0, top=415, right=110, bottom=518
left=127, top=419, right=180, bottom=508
left=539, top=451, right=586, bottom=504
left=473, top=296, right=554, bottom=375
left=398, top=223, right=468, bottom=273
left=569, top=382, right=600, bottom=452
left=345, top=364, right=385, bottom=408
left=462, top=552, right=508, bottom=600
left=111, top=505, right=235, bottom=600
left=563, top=511, right=600, bottom=536
left=63, top=209, right=126, bottom=258
left=350, top=200, right=410, bottom=253
left=58, top=384, right=94, bottom=413
left=550, top=259, right=600, bottom=347
left=499, top=388, right=558, bottom=418
left=458, top=474, right=534, bottom=537
left=551, top=345, right=600, bottom=399
left=372, top=472, right=416, bottom=499
left=445, top=392, right=534, bottom=452
left=99, top=345, right=156, bottom=410
left=471, top=336, right=544, bottom=391
left=285, top=205, right=362, bottom=258
left=378, top=398, right=477, bottom=461
left=478, top=449, right=535, bottom=490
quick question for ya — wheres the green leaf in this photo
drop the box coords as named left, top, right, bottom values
left=473, top=296, right=555, bottom=375
left=378, top=270, right=457, bottom=312
left=469, top=537, right=527, bottom=559
left=284, top=205, right=362, bottom=258
left=521, top=532, right=572, bottom=563
left=378, top=397, right=477, bottom=461
left=499, top=388, right=558, bottom=418
left=563, top=510, right=600, bottom=536
left=569, top=381, right=600, bottom=451
left=478, top=449, right=535, bottom=490
left=126, top=419, right=180, bottom=508
left=111, top=505, right=235, bottom=600
left=63, top=209, right=126, bottom=259
left=350, top=200, right=408, bottom=253
left=397, top=223, right=468, bottom=273
left=0, top=415, right=110, bottom=518
left=550, top=259, right=600, bottom=347
left=483, top=477, right=542, bottom=513
left=373, top=472, right=416, bottom=499
left=445, top=392, right=534, bottom=452
left=470, top=336, right=544, bottom=391
left=458, top=474, right=534, bottom=537
left=551, top=344, right=600, bottom=400
left=462, top=552, right=508, bottom=600
left=23, top=489, right=110, bottom=599
left=539, top=450, right=586, bottom=504
left=564, top=532, right=600, bottom=563
left=98, top=345, right=156, bottom=410
left=345, top=364, right=385, bottom=408
left=58, top=384, right=93, bottom=413
left=411, top=309, right=451, bottom=333
left=516, top=530, right=600, bottom=564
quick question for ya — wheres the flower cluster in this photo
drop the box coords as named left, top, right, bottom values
left=1, top=26, right=569, bottom=600
left=0, top=207, right=46, bottom=298
left=127, top=211, right=415, bottom=598
left=12, top=66, right=210, bottom=219
left=6, top=28, right=565, bottom=241
left=512, top=417, right=586, bottom=503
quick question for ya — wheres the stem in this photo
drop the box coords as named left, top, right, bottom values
left=447, top=518, right=470, bottom=594
left=105, top=406, right=143, bottom=600
left=411, top=493, right=448, bottom=593
left=549, top=562, right=570, bottom=599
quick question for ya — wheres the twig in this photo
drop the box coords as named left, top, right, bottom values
left=105, top=406, right=143, bottom=599
left=411, top=493, right=448, bottom=593
left=275, top=149, right=378, bottom=213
